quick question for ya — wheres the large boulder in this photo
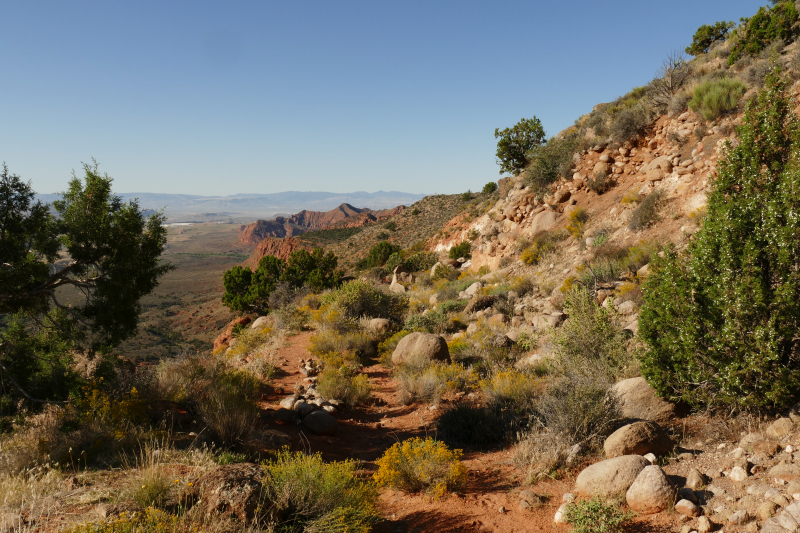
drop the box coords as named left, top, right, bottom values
left=611, top=377, right=676, bottom=423
left=464, top=295, right=497, bottom=314
left=575, top=455, right=650, bottom=498
left=182, top=463, right=263, bottom=523
left=604, top=421, right=673, bottom=459
left=391, top=332, right=450, bottom=366
left=302, top=410, right=339, bottom=436
left=625, top=465, right=675, bottom=514
left=369, top=318, right=391, bottom=333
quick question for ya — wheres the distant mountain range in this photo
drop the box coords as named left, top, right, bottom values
left=36, top=190, right=426, bottom=222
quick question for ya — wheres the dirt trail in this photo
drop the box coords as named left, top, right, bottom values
left=257, top=330, right=670, bottom=533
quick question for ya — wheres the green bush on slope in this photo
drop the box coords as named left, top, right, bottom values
left=639, top=68, right=800, bottom=410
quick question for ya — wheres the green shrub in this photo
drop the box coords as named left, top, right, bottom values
left=66, top=509, right=193, bottom=533
left=404, top=310, right=450, bottom=334
left=494, top=117, right=546, bottom=175
left=686, top=20, right=735, bottom=56
left=628, top=190, right=664, bottom=231
left=309, top=329, right=376, bottom=360
left=524, top=135, right=583, bottom=194
left=222, top=248, right=339, bottom=314
left=404, top=251, right=438, bottom=272
left=564, top=497, right=635, bottom=533
left=610, top=104, right=651, bottom=143
left=588, top=172, right=614, bottom=194
left=384, top=251, right=404, bottom=273
left=516, top=373, right=621, bottom=481
left=437, top=299, right=468, bottom=314
left=383, top=221, right=397, bottom=231
left=262, top=448, right=380, bottom=532
left=374, top=437, right=467, bottom=498
left=320, top=279, right=407, bottom=322
left=482, top=181, right=498, bottom=194
left=197, top=369, right=261, bottom=447
left=449, top=241, right=471, bottom=260
left=728, top=2, right=798, bottom=65
left=553, top=288, right=631, bottom=381
left=688, top=77, right=746, bottom=121
left=376, top=231, right=389, bottom=240
left=640, top=69, right=800, bottom=410
left=317, top=366, right=371, bottom=406
left=356, top=242, right=401, bottom=269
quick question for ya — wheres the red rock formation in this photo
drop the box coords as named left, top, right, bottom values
left=213, top=316, right=252, bottom=353
left=238, top=204, right=406, bottom=245
left=244, top=237, right=312, bottom=268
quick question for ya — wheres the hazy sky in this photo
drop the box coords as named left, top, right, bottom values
left=1, top=1, right=763, bottom=196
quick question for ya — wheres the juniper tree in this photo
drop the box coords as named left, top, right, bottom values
left=639, top=68, right=800, bottom=410
left=0, top=162, right=171, bottom=406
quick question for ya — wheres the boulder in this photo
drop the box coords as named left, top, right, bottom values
left=392, top=332, right=450, bottom=366
left=302, top=410, right=339, bottom=436
left=604, top=421, right=673, bottom=459
left=611, top=377, right=676, bottom=423
left=767, top=417, right=795, bottom=439
left=575, top=455, right=650, bottom=498
left=617, top=301, right=637, bottom=315
left=729, top=465, right=749, bottom=482
left=430, top=262, right=444, bottom=278
left=389, top=281, right=406, bottom=293
left=769, top=463, right=800, bottom=481
left=182, top=463, right=263, bottom=522
left=532, top=313, right=566, bottom=330
left=529, top=210, right=559, bottom=234
left=250, top=316, right=273, bottom=330
left=762, top=501, right=800, bottom=532
left=465, top=282, right=483, bottom=296
left=593, top=162, right=610, bottom=176
left=488, top=313, right=509, bottom=326
left=369, top=318, right=391, bottom=333
left=464, top=295, right=497, bottom=314
left=279, top=396, right=298, bottom=410
left=626, top=465, right=675, bottom=514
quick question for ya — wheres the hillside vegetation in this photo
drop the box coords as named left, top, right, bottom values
left=7, top=3, right=800, bottom=533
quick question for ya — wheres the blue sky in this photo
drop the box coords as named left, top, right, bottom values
left=1, top=1, right=764, bottom=196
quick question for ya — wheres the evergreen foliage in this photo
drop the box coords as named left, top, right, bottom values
left=728, top=2, right=799, bottom=65
left=356, top=242, right=402, bottom=269
left=494, top=117, right=546, bottom=175
left=222, top=248, right=339, bottom=314
left=639, top=69, right=800, bottom=410
left=686, top=21, right=735, bottom=56
left=449, top=242, right=471, bottom=260
left=0, top=162, right=171, bottom=406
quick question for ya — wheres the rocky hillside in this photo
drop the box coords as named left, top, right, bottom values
left=238, top=203, right=405, bottom=245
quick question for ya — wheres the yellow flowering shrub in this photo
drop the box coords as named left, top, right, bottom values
left=66, top=508, right=203, bottom=533
left=566, top=208, right=589, bottom=239
left=481, top=369, right=539, bottom=407
left=374, top=437, right=467, bottom=498
left=621, top=189, right=642, bottom=206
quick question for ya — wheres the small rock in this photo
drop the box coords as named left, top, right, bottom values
left=678, top=487, right=698, bottom=503
left=686, top=468, right=707, bottom=490
left=675, top=499, right=701, bottom=517
left=644, top=453, right=657, bottom=464
left=696, top=516, right=712, bottom=533
left=498, top=506, right=506, bottom=514
left=728, top=509, right=749, bottom=525
left=562, top=492, right=576, bottom=503
left=729, top=466, right=749, bottom=482
left=554, top=503, right=570, bottom=524
left=757, top=500, right=779, bottom=520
